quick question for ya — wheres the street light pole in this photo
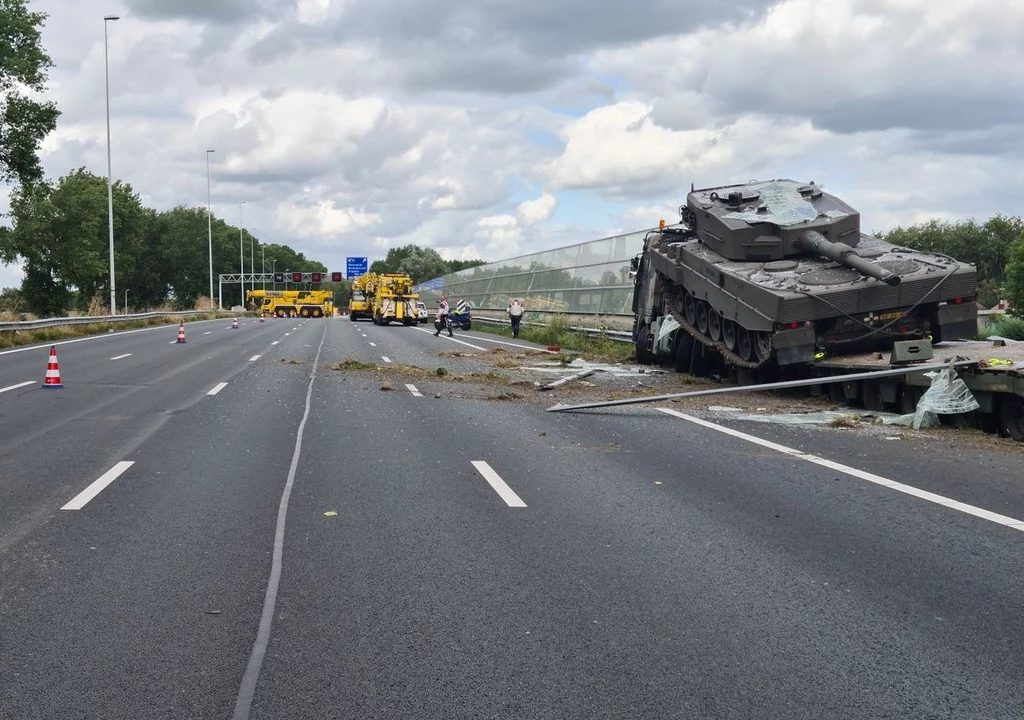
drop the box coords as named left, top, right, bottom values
left=262, top=247, right=266, bottom=290
left=239, top=201, right=246, bottom=308
left=124, top=288, right=129, bottom=312
left=103, top=15, right=120, bottom=315
left=206, top=149, right=215, bottom=307
left=250, top=235, right=254, bottom=296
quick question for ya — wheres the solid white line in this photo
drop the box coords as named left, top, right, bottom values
left=369, top=342, right=376, bottom=347
left=381, top=356, right=392, bottom=363
left=232, top=325, right=328, bottom=718
left=412, top=326, right=488, bottom=351
left=657, top=408, right=1024, bottom=532
left=271, top=341, right=279, bottom=346
left=449, top=333, right=557, bottom=353
left=208, top=382, right=228, bottom=396
left=249, top=355, right=261, bottom=362
left=471, top=461, right=527, bottom=507
left=110, top=353, right=132, bottom=360
left=0, top=380, right=34, bottom=394
left=61, top=461, right=134, bottom=511
left=406, top=383, right=422, bottom=397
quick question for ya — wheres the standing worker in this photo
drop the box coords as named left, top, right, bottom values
left=434, top=299, right=453, bottom=337
left=507, top=297, right=524, bottom=338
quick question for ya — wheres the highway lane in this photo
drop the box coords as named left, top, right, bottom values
left=0, top=316, right=314, bottom=551
left=1, top=317, right=1023, bottom=718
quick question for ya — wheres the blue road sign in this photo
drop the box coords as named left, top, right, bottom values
left=346, top=257, right=368, bottom=279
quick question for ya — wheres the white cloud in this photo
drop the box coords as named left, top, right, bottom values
left=516, top=193, right=556, bottom=226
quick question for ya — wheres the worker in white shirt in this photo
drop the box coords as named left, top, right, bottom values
left=507, top=298, right=524, bottom=338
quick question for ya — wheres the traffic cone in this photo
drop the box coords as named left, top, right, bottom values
left=259, top=312, right=265, bottom=323
left=232, top=317, right=239, bottom=329
left=176, top=322, right=187, bottom=344
left=42, top=346, right=64, bottom=388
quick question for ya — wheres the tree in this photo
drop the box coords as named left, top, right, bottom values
left=369, top=244, right=486, bottom=283
left=0, top=0, right=60, bottom=187
left=1004, top=232, right=1024, bottom=317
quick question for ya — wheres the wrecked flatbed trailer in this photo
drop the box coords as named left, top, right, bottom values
left=550, top=338, right=1024, bottom=442
left=807, top=340, right=1024, bottom=440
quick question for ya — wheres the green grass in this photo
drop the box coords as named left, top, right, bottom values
left=0, top=312, right=233, bottom=349
left=472, top=315, right=636, bottom=363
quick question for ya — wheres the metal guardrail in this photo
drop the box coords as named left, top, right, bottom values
left=0, top=310, right=221, bottom=333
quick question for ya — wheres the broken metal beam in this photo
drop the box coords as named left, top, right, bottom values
left=537, top=368, right=596, bottom=391
left=545, top=360, right=976, bottom=413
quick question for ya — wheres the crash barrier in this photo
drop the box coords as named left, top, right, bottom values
left=0, top=310, right=222, bottom=333
left=415, top=226, right=665, bottom=317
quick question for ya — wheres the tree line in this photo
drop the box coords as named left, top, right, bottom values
left=876, top=215, right=1024, bottom=312
left=0, top=169, right=327, bottom=315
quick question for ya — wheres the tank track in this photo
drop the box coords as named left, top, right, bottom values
left=666, top=306, right=771, bottom=371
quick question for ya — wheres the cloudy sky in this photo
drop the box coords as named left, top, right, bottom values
left=2, top=0, right=1022, bottom=289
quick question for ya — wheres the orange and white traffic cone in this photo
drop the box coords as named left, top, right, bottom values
left=176, top=322, right=187, bottom=344
left=41, top=346, right=64, bottom=388
left=259, top=312, right=265, bottom=323
left=232, top=317, right=239, bottom=329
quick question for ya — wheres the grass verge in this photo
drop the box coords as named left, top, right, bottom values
left=471, top=316, right=636, bottom=363
left=0, top=313, right=234, bottom=349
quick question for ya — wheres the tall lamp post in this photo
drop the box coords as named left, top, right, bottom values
left=104, top=15, right=120, bottom=314
left=262, top=247, right=266, bottom=290
left=206, top=149, right=215, bottom=307
left=239, top=201, right=246, bottom=308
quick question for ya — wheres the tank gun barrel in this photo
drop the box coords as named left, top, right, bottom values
left=798, top=230, right=900, bottom=286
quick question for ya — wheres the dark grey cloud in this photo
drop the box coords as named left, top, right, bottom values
left=246, top=0, right=773, bottom=94
left=124, top=0, right=263, bottom=24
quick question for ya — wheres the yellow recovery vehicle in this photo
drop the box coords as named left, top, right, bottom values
left=371, top=273, right=420, bottom=326
left=247, top=289, right=334, bottom=318
left=348, top=272, right=420, bottom=325
left=347, top=273, right=377, bottom=321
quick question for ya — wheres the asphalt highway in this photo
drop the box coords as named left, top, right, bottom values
left=1, top=315, right=1022, bottom=719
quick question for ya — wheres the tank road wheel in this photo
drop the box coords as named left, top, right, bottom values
left=696, top=302, right=709, bottom=336
left=722, top=320, right=737, bottom=350
left=1000, top=398, right=1024, bottom=442
left=754, top=331, right=772, bottom=362
left=708, top=310, right=722, bottom=342
left=737, top=328, right=755, bottom=362
left=684, top=294, right=696, bottom=325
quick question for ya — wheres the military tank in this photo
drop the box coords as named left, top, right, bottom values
left=630, top=179, right=978, bottom=375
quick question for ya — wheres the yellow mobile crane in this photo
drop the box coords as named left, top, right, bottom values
left=348, top=272, right=378, bottom=321
left=247, top=289, right=334, bottom=318
left=348, top=272, right=420, bottom=325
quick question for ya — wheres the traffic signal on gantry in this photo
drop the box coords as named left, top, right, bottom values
left=292, top=272, right=302, bottom=283
left=310, top=272, right=322, bottom=283
left=331, top=272, right=342, bottom=282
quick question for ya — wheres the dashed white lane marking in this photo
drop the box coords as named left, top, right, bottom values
left=381, top=356, right=392, bottom=363
left=471, top=461, right=527, bottom=508
left=168, top=340, right=178, bottom=344
left=204, top=331, right=213, bottom=335
left=249, top=355, right=261, bottom=362
left=110, top=353, right=132, bottom=360
left=61, top=461, right=134, bottom=511
left=284, top=333, right=291, bottom=336
left=657, top=408, right=1024, bottom=533
left=0, top=380, right=34, bottom=394
left=412, top=326, right=488, bottom=351
left=369, top=342, right=376, bottom=347
left=271, top=341, right=279, bottom=346
left=207, top=382, right=229, bottom=396
left=405, top=384, right=422, bottom=397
